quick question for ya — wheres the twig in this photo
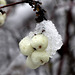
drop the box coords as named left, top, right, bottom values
left=0, top=0, right=46, bottom=22
left=0, top=1, right=27, bottom=9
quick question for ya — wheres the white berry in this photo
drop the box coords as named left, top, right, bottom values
left=31, top=51, right=49, bottom=65
left=0, top=0, right=6, bottom=5
left=26, top=56, right=40, bottom=69
left=31, top=34, right=48, bottom=51
left=0, top=12, right=6, bottom=26
left=0, top=0, right=6, bottom=26
left=19, top=37, right=34, bottom=56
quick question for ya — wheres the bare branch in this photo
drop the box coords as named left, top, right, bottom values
left=0, top=1, right=27, bottom=9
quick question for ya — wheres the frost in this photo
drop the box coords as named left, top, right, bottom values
left=29, top=20, right=63, bottom=58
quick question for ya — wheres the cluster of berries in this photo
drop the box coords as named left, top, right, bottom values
left=19, top=20, right=63, bottom=69
left=0, top=0, right=6, bottom=26
left=19, top=34, right=49, bottom=69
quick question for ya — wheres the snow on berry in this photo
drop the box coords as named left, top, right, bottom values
left=29, top=20, right=63, bottom=58
left=19, top=20, right=63, bottom=69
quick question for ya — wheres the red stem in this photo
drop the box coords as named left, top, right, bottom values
left=0, top=1, right=26, bottom=9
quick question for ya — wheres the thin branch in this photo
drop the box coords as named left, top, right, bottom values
left=0, top=0, right=46, bottom=22
left=0, top=0, right=27, bottom=9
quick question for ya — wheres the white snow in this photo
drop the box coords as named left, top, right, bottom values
left=29, top=20, right=63, bottom=58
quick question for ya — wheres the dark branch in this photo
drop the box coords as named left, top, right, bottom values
left=0, top=1, right=27, bottom=9
left=0, top=0, right=47, bottom=23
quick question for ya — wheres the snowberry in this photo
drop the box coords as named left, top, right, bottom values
left=0, top=0, right=6, bottom=5
left=31, top=34, right=48, bottom=51
left=0, top=12, right=6, bottom=26
left=19, top=20, right=63, bottom=69
left=33, top=20, right=63, bottom=57
left=31, top=51, right=49, bottom=65
left=26, top=56, right=40, bottom=69
left=19, top=37, right=34, bottom=56
left=0, top=0, right=6, bottom=26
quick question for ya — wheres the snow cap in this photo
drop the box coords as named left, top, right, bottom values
left=29, top=20, right=63, bottom=58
